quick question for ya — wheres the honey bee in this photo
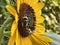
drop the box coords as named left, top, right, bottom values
left=18, top=3, right=36, bottom=37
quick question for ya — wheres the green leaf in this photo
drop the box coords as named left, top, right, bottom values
left=46, top=32, right=60, bottom=45
left=0, top=0, right=6, bottom=7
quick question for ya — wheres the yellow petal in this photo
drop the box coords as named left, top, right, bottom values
left=24, top=37, right=32, bottom=45
left=35, top=10, right=42, bottom=17
left=30, top=34, right=42, bottom=45
left=6, top=5, right=18, bottom=22
left=36, top=2, right=45, bottom=9
left=33, top=32, right=53, bottom=42
left=17, top=0, right=20, bottom=13
left=31, top=33, right=50, bottom=45
left=16, top=29, right=32, bottom=45
left=31, top=2, right=44, bottom=15
left=36, top=16, right=44, bottom=23
left=30, top=33, right=49, bottom=45
left=20, top=36, right=29, bottom=45
left=21, top=36, right=32, bottom=45
left=28, top=0, right=38, bottom=3
left=21, top=37, right=26, bottom=45
left=16, top=29, right=21, bottom=45
left=20, top=0, right=24, bottom=3
left=11, top=20, right=17, bottom=36
left=6, top=5, right=17, bottom=16
left=24, top=0, right=38, bottom=4
left=8, top=32, right=16, bottom=45
left=39, top=35, right=53, bottom=42
left=17, top=0, right=24, bottom=13
left=35, top=24, right=45, bottom=34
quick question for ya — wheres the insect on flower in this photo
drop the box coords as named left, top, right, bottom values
left=18, top=3, right=36, bottom=37
left=6, top=0, right=53, bottom=45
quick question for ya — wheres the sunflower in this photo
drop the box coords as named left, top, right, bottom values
left=6, top=0, right=53, bottom=45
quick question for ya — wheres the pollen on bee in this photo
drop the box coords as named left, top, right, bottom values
left=18, top=3, right=36, bottom=37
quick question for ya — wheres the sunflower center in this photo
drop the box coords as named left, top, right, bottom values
left=18, top=3, right=36, bottom=37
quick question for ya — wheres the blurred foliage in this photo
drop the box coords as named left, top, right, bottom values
left=46, top=32, right=60, bottom=45
left=0, top=0, right=14, bottom=45
left=0, top=0, right=60, bottom=45
left=40, top=0, right=60, bottom=34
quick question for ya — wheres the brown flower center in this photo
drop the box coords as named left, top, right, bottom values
left=18, top=3, right=36, bottom=37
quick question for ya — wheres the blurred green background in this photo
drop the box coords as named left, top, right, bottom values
left=0, top=0, right=60, bottom=45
